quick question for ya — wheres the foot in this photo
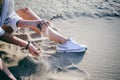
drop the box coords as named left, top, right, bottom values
left=56, top=38, right=87, bottom=53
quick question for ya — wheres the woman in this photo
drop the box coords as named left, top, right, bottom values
left=0, top=0, right=40, bottom=79
left=0, top=0, right=87, bottom=79
left=0, top=0, right=40, bottom=56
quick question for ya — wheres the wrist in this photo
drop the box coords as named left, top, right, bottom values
left=21, top=41, right=30, bottom=50
left=25, top=41, right=30, bottom=49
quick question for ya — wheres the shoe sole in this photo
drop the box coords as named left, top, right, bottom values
left=57, top=48, right=87, bottom=53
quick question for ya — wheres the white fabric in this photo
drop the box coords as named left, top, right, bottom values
left=0, top=0, right=22, bottom=36
left=0, top=27, right=5, bottom=36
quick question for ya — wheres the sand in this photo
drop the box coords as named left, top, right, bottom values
left=14, top=0, right=120, bottom=19
left=0, top=17, right=120, bottom=80
left=0, top=0, right=120, bottom=80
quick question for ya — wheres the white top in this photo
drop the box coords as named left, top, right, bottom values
left=0, top=0, right=21, bottom=36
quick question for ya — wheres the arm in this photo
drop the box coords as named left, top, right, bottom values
left=0, top=32, right=27, bottom=47
left=17, top=19, right=41, bottom=33
left=0, top=32, right=40, bottom=56
left=17, top=20, right=40, bottom=28
left=5, top=0, right=40, bottom=33
left=0, top=58, right=16, bottom=80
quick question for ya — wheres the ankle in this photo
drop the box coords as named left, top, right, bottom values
left=59, top=38, right=67, bottom=44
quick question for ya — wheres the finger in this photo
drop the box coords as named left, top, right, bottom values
left=41, top=23, right=48, bottom=29
left=29, top=49, right=40, bottom=56
left=37, top=48, right=41, bottom=51
left=34, top=49, right=40, bottom=56
left=46, top=21, right=50, bottom=26
left=40, top=20, right=47, bottom=24
left=34, top=52, right=40, bottom=56
left=32, top=52, right=40, bottom=56
left=31, top=52, right=37, bottom=56
left=41, top=23, right=47, bottom=27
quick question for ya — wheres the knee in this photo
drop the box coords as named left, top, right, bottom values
left=19, top=7, right=31, bottom=11
left=24, top=7, right=31, bottom=11
left=16, top=7, right=32, bottom=15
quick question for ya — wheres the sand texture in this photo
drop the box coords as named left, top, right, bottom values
left=0, top=0, right=120, bottom=80
left=14, top=0, right=120, bottom=19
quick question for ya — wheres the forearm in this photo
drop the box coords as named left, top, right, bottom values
left=0, top=32, right=40, bottom=56
left=17, top=19, right=40, bottom=28
left=0, top=32, right=27, bottom=47
left=2, top=62, right=16, bottom=80
left=0, top=58, right=16, bottom=80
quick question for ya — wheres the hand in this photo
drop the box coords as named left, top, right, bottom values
left=37, top=20, right=51, bottom=32
left=28, top=43, right=40, bottom=56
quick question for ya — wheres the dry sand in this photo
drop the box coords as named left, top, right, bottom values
left=1, top=17, right=120, bottom=80
left=14, top=0, right=120, bottom=19
left=0, top=0, right=120, bottom=80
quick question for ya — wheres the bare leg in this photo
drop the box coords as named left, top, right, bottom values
left=16, top=7, right=41, bottom=33
left=0, top=58, right=16, bottom=80
left=41, top=24, right=67, bottom=44
left=16, top=8, right=67, bottom=44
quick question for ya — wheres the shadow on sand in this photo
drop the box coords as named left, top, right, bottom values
left=0, top=51, right=86, bottom=80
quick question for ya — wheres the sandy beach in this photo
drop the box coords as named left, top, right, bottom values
left=0, top=0, right=120, bottom=80
left=55, top=17, right=120, bottom=80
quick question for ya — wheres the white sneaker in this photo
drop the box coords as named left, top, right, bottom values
left=56, top=38, right=87, bottom=53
